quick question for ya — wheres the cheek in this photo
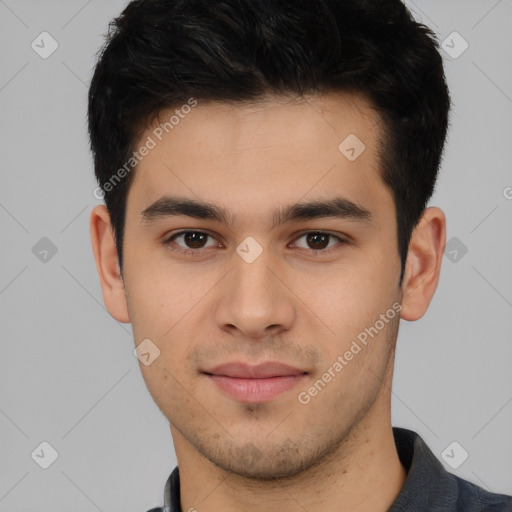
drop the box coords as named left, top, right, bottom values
left=138, top=361, right=184, bottom=419
left=125, top=258, right=203, bottom=334
left=311, top=260, right=396, bottom=337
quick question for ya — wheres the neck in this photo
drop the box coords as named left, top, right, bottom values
left=172, top=398, right=406, bottom=512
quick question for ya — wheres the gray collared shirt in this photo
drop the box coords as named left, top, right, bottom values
left=146, top=427, right=512, bottom=511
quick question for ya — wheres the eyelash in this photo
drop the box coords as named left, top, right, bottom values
left=162, top=230, right=348, bottom=256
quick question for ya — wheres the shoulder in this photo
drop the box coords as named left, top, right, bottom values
left=453, top=475, right=512, bottom=511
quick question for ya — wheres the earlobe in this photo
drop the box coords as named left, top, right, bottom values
left=400, top=206, right=446, bottom=321
left=89, top=205, right=131, bottom=323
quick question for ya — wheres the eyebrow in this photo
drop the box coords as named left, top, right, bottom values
left=140, top=195, right=373, bottom=229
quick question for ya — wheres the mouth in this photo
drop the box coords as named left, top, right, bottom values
left=202, top=361, right=308, bottom=403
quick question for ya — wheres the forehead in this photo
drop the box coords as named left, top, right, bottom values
left=145, top=91, right=382, bottom=153
left=126, top=91, right=390, bottom=224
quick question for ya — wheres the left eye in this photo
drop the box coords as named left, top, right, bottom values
left=164, top=231, right=346, bottom=253
left=291, top=232, right=344, bottom=251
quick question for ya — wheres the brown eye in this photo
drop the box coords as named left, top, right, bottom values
left=306, top=232, right=330, bottom=250
left=165, top=231, right=218, bottom=252
left=182, top=232, right=208, bottom=248
left=292, top=232, right=346, bottom=252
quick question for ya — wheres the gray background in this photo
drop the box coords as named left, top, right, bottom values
left=1, top=0, right=511, bottom=510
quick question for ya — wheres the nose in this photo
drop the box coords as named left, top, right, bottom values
left=214, top=246, right=295, bottom=340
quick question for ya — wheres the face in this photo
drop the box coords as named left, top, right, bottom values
left=112, top=92, right=406, bottom=479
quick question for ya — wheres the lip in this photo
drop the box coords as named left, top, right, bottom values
left=205, top=361, right=307, bottom=378
left=203, top=361, right=308, bottom=403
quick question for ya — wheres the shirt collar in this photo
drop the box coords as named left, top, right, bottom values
left=388, top=427, right=459, bottom=510
left=162, top=463, right=180, bottom=512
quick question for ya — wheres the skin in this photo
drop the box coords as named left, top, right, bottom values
left=90, top=91, right=446, bottom=512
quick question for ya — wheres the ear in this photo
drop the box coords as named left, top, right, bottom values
left=400, top=206, right=446, bottom=321
left=89, top=205, right=130, bottom=323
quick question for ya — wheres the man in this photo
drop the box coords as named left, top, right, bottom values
left=88, top=0, right=512, bottom=510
